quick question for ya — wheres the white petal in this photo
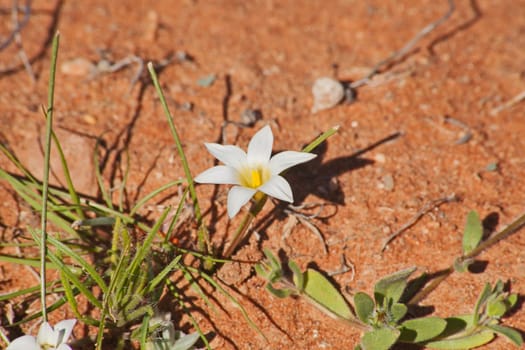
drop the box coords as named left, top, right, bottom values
left=269, top=151, right=317, bottom=175
left=204, top=143, right=247, bottom=171
left=194, top=166, right=240, bottom=185
left=6, top=335, right=40, bottom=350
left=54, top=319, right=76, bottom=344
left=247, top=125, right=273, bottom=164
left=37, top=322, right=58, bottom=346
left=227, top=186, right=256, bottom=218
left=258, top=175, right=293, bottom=202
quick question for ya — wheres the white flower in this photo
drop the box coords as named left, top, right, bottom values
left=194, top=125, right=316, bottom=218
left=7, top=319, right=76, bottom=350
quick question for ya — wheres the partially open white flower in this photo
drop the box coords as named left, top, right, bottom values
left=194, top=125, right=316, bottom=218
left=7, top=319, right=76, bottom=350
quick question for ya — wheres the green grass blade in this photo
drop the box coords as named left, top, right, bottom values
left=0, top=255, right=59, bottom=270
left=94, top=139, right=113, bottom=209
left=46, top=234, right=108, bottom=293
left=147, top=62, right=209, bottom=253
left=130, top=180, right=185, bottom=216
left=166, top=280, right=211, bottom=349
left=0, top=280, right=61, bottom=301
left=143, top=255, right=182, bottom=295
left=50, top=129, right=84, bottom=219
left=40, top=31, right=60, bottom=322
left=186, top=266, right=265, bottom=341
left=0, top=144, right=39, bottom=183
left=127, top=207, right=170, bottom=276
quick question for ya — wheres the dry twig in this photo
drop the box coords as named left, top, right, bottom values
left=350, top=0, right=455, bottom=89
left=381, top=193, right=458, bottom=252
left=0, top=0, right=31, bottom=51
left=490, top=90, right=525, bottom=115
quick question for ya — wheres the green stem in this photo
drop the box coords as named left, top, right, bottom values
left=302, top=125, right=340, bottom=153
left=409, top=211, right=525, bottom=305
left=40, top=32, right=60, bottom=322
left=147, top=62, right=210, bottom=254
left=223, top=195, right=267, bottom=258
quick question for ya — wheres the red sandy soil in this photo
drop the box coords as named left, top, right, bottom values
left=1, top=1, right=524, bottom=349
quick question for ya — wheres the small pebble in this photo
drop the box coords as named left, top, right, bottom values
left=61, top=57, right=95, bottom=77
left=374, top=153, right=386, bottom=163
left=382, top=174, right=394, bottom=191
left=81, top=114, right=97, bottom=125
left=240, top=108, right=262, bottom=126
left=197, top=74, right=216, bottom=87
left=311, top=77, right=344, bottom=113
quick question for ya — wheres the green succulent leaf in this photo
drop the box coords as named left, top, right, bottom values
left=289, top=260, right=304, bottom=291
left=486, top=324, right=523, bottom=346
left=360, top=327, right=400, bottom=350
left=462, top=210, right=483, bottom=255
left=354, top=292, right=375, bottom=323
left=374, top=267, right=416, bottom=306
left=487, top=299, right=508, bottom=318
left=390, top=303, right=408, bottom=322
left=425, top=330, right=495, bottom=349
left=262, top=248, right=281, bottom=271
left=492, top=280, right=504, bottom=294
left=399, top=317, right=447, bottom=343
left=507, top=293, right=518, bottom=308
left=473, top=283, right=492, bottom=325
left=303, top=268, right=352, bottom=320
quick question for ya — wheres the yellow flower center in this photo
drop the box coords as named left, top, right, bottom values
left=240, top=166, right=269, bottom=189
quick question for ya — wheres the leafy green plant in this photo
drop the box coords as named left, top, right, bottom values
left=256, top=209, right=524, bottom=350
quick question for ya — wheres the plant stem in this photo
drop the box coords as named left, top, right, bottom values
left=40, top=32, right=60, bottom=322
left=147, top=62, right=210, bottom=255
left=409, top=211, right=525, bottom=305
left=223, top=195, right=267, bottom=258
left=301, top=125, right=340, bottom=153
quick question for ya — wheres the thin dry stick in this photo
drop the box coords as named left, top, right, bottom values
left=381, top=193, right=458, bottom=252
left=490, top=90, right=525, bottom=115
left=409, top=210, right=525, bottom=305
left=0, top=0, right=31, bottom=51
left=350, top=0, right=455, bottom=89
left=11, top=0, right=36, bottom=83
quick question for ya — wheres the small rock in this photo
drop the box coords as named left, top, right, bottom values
left=240, top=108, right=262, bottom=126
left=311, top=77, right=344, bottom=113
left=61, top=57, right=95, bottom=77
left=382, top=174, right=394, bottom=191
left=374, top=153, right=386, bottom=163
left=197, top=74, right=216, bottom=87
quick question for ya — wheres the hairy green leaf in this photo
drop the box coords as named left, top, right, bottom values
left=303, top=268, right=352, bottom=320
left=289, top=260, right=304, bottom=291
left=360, top=328, right=400, bottom=350
left=354, top=292, right=375, bottom=323
left=399, top=317, right=447, bottom=343
left=425, top=330, right=494, bottom=349
left=390, top=303, right=408, bottom=322
left=374, top=267, right=416, bottom=306
left=462, top=211, right=483, bottom=255
left=486, top=324, right=523, bottom=346
left=473, top=283, right=492, bottom=325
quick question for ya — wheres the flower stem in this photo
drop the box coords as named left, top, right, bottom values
left=40, top=32, right=60, bottom=322
left=223, top=194, right=267, bottom=258
left=147, top=62, right=210, bottom=255
left=301, top=125, right=340, bottom=153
